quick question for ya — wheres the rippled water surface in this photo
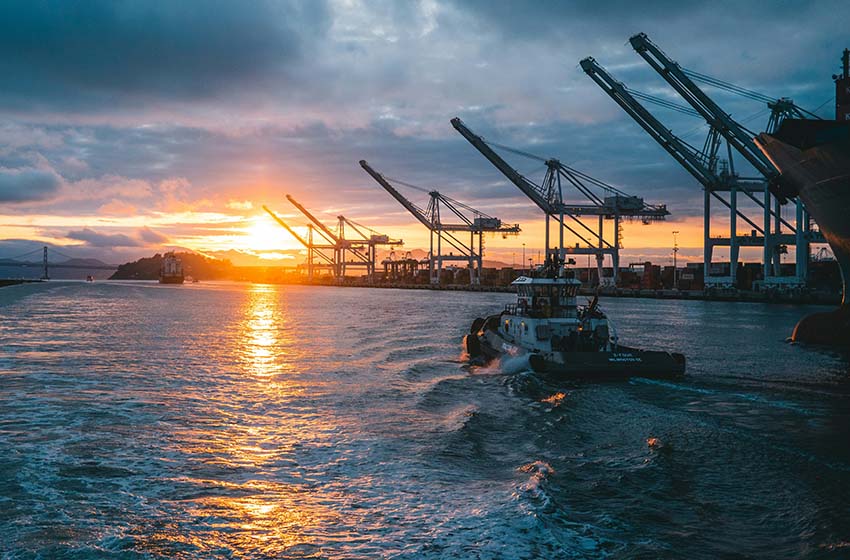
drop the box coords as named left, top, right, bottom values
left=1, top=281, right=849, bottom=559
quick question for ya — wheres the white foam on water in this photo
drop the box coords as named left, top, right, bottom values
left=498, top=353, right=534, bottom=375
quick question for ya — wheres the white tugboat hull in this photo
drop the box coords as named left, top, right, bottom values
left=466, top=315, right=685, bottom=379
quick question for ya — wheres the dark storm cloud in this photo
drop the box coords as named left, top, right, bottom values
left=67, top=227, right=141, bottom=247
left=0, top=0, right=847, bottom=258
left=0, top=0, right=329, bottom=110
left=0, top=167, right=62, bottom=202
left=504, top=1, right=838, bottom=92
left=451, top=0, right=694, bottom=38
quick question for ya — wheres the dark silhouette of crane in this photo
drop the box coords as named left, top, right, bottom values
left=451, top=118, right=669, bottom=286
left=582, top=33, right=824, bottom=289
left=263, top=205, right=336, bottom=280
left=264, top=197, right=402, bottom=282
left=360, top=160, right=520, bottom=285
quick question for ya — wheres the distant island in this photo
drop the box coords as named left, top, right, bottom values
left=109, top=252, right=234, bottom=280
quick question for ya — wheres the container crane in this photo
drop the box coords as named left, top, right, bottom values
left=284, top=194, right=402, bottom=281
left=262, top=205, right=336, bottom=280
left=451, top=117, right=669, bottom=286
left=264, top=197, right=402, bottom=282
left=337, top=214, right=404, bottom=280
left=626, top=32, right=824, bottom=287
left=629, top=32, right=779, bottom=184
left=360, top=159, right=520, bottom=285
left=580, top=56, right=771, bottom=287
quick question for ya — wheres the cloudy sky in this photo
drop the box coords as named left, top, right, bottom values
left=0, top=0, right=845, bottom=266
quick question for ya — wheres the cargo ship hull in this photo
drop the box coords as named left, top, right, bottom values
left=755, top=120, right=850, bottom=344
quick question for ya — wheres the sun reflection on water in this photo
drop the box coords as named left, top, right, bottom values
left=143, top=284, right=345, bottom=557
left=241, top=284, right=285, bottom=379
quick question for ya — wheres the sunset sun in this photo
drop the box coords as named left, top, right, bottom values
left=241, top=214, right=300, bottom=256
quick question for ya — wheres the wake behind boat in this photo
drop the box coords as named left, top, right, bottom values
left=464, top=261, right=685, bottom=379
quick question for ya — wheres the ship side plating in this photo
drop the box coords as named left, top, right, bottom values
left=753, top=48, right=850, bottom=344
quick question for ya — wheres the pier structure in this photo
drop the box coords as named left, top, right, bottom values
left=263, top=198, right=402, bottom=282
left=360, top=160, right=520, bottom=285
left=582, top=33, right=825, bottom=291
left=451, top=118, right=669, bottom=286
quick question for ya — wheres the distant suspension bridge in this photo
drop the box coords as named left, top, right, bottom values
left=0, top=245, right=116, bottom=280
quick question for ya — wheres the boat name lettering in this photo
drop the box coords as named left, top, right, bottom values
left=608, top=354, right=642, bottom=363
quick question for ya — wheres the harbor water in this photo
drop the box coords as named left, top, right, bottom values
left=1, top=281, right=849, bottom=558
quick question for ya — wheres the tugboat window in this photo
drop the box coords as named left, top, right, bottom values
left=560, top=285, right=578, bottom=298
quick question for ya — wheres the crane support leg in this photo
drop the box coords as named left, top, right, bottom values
left=597, top=216, right=605, bottom=286
left=730, top=187, right=739, bottom=286
left=773, top=196, right=782, bottom=277
left=429, top=230, right=435, bottom=284
left=704, top=189, right=712, bottom=284
left=469, top=231, right=475, bottom=285
left=437, top=230, right=443, bottom=284
left=763, top=186, right=771, bottom=282
left=795, top=201, right=807, bottom=282
left=613, top=214, right=620, bottom=286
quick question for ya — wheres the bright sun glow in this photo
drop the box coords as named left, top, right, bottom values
left=242, top=215, right=297, bottom=253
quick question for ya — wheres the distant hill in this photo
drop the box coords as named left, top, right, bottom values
left=61, top=258, right=113, bottom=267
left=110, top=252, right=233, bottom=280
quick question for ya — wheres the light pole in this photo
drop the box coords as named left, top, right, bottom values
left=522, top=243, right=526, bottom=274
left=672, top=230, right=680, bottom=290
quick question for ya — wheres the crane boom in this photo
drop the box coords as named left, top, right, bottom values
left=450, top=117, right=554, bottom=212
left=263, top=205, right=314, bottom=248
left=286, top=194, right=339, bottom=243
left=359, top=160, right=434, bottom=228
left=580, top=57, right=717, bottom=190
left=629, top=32, right=777, bottom=181
left=580, top=56, right=765, bottom=235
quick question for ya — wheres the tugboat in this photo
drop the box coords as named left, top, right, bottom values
left=464, top=260, right=685, bottom=378
left=159, top=252, right=185, bottom=284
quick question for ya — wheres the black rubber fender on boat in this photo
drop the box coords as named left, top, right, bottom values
left=464, top=334, right=482, bottom=358
left=484, top=315, right=500, bottom=332
left=470, top=317, right=485, bottom=334
left=528, top=354, right=545, bottom=372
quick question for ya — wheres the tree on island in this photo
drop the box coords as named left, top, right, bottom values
left=109, top=252, right=233, bottom=280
